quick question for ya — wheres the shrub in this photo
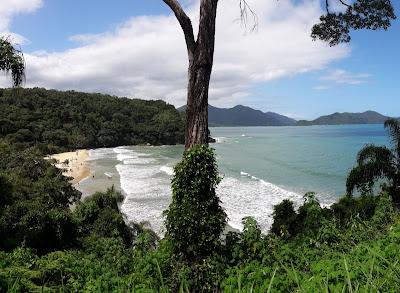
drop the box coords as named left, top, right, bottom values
left=164, top=145, right=227, bottom=261
left=73, top=187, right=133, bottom=247
left=271, top=199, right=297, bottom=237
left=331, top=194, right=377, bottom=227
left=0, top=147, right=80, bottom=253
left=296, top=192, right=324, bottom=234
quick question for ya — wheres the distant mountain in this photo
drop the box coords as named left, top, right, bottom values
left=297, top=111, right=390, bottom=126
left=178, top=105, right=297, bottom=126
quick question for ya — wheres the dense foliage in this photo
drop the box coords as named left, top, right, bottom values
left=296, top=110, right=391, bottom=126
left=0, top=37, right=25, bottom=87
left=312, top=0, right=396, bottom=46
left=0, top=88, right=184, bottom=153
left=346, top=119, right=400, bottom=203
left=164, top=145, right=226, bottom=262
left=0, top=142, right=80, bottom=253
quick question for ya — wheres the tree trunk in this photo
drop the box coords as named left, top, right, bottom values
left=185, top=0, right=218, bottom=150
left=163, top=0, right=218, bottom=151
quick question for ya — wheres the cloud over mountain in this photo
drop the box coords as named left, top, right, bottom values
left=1, top=0, right=349, bottom=106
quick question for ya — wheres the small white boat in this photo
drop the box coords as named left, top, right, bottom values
left=104, top=172, right=113, bottom=179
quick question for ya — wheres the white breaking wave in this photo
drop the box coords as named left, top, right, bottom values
left=160, top=166, right=174, bottom=176
left=218, top=171, right=302, bottom=232
left=113, top=146, right=304, bottom=235
left=87, top=148, right=117, bottom=161
left=114, top=147, right=173, bottom=235
left=214, top=137, right=228, bottom=143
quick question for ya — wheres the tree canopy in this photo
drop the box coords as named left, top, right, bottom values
left=312, top=0, right=396, bottom=46
left=0, top=88, right=184, bottom=153
left=346, top=119, right=400, bottom=203
left=0, top=37, right=25, bottom=87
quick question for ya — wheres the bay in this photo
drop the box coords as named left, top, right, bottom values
left=77, top=124, right=389, bottom=234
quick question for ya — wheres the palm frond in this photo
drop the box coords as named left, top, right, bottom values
left=346, top=161, right=396, bottom=195
left=357, top=144, right=392, bottom=165
left=384, top=119, right=400, bottom=156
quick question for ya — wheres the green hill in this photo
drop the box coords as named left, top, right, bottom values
left=297, top=111, right=390, bottom=126
left=0, top=88, right=184, bottom=152
left=179, top=104, right=297, bottom=126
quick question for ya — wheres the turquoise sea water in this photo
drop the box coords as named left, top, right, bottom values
left=78, top=124, right=389, bottom=234
left=211, top=124, right=389, bottom=198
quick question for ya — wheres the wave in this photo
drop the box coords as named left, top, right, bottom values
left=160, top=166, right=174, bottom=176
left=113, top=147, right=306, bottom=235
left=218, top=175, right=302, bottom=233
left=214, top=137, right=228, bottom=143
left=117, top=162, right=171, bottom=235
left=87, top=148, right=117, bottom=161
left=114, top=147, right=173, bottom=235
left=114, top=147, right=156, bottom=165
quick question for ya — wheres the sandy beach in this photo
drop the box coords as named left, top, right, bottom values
left=48, top=150, right=90, bottom=184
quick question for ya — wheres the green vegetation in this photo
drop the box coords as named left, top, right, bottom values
left=346, top=118, right=400, bottom=203
left=1, top=2, right=398, bottom=290
left=179, top=105, right=297, bottom=126
left=0, top=87, right=184, bottom=153
left=164, top=145, right=226, bottom=261
left=0, top=143, right=80, bottom=254
left=311, top=0, right=396, bottom=46
left=1, top=140, right=399, bottom=292
left=0, top=37, right=25, bottom=87
left=297, top=111, right=391, bottom=126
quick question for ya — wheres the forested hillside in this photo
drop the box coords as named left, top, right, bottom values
left=0, top=88, right=184, bottom=153
left=297, top=111, right=390, bottom=126
left=179, top=104, right=297, bottom=126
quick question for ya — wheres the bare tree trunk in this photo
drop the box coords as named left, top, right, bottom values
left=185, top=0, right=217, bottom=150
left=163, top=0, right=218, bottom=150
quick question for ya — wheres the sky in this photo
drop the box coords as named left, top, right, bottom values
left=0, top=0, right=398, bottom=119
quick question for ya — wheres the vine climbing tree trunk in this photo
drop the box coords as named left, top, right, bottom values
left=163, top=0, right=218, bottom=150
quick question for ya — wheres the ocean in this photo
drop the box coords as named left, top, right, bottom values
left=77, top=124, right=389, bottom=234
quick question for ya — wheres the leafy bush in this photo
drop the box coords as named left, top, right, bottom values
left=271, top=199, right=297, bottom=237
left=164, top=145, right=227, bottom=261
left=331, top=194, right=378, bottom=227
left=0, top=146, right=80, bottom=253
left=73, top=187, right=133, bottom=247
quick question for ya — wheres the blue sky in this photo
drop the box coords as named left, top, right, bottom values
left=1, top=0, right=399, bottom=119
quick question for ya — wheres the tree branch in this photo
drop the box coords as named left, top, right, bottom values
left=338, top=0, right=351, bottom=8
left=163, top=0, right=196, bottom=56
left=239, top=0, right=258, bottom=31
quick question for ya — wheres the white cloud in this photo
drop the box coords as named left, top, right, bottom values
left=0, top=0, right=43, bottom=86
left=0, top=0, right=43, bottom=43
left=320, top=69, right=371, bottom=85
left=2, top=0, right=350, bottom=106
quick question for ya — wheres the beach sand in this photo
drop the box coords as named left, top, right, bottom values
left=48, top=150, right=90, bottom=184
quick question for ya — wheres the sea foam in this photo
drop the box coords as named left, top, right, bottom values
left=218, top=171, right=302, bottom=232
left=214, top=137, right=228, bottom=143
left=115, top=147, right=173, bottom=235
left=114, top=146, right=303, bottom=235
left=160, top=166, right=174, bottom=176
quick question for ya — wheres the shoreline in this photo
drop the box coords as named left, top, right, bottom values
left=48, top=150, right=91, bottom=184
